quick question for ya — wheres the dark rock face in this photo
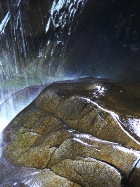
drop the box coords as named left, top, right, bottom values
left=1, top=78, right=140, bottom=186
left=63, top=0, right=140, bottom=80
left=1, top=0, right=140, bottom=81
left=128, top=160, right=140, bottom=187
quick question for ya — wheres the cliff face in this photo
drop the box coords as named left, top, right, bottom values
left=1, top=78, right=140, bottom=186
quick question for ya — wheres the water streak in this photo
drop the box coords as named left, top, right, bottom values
left=0, top=0, right=88, bottom=142
left=46, top=0, right=87, bottom=36
left=0, top=12, right=11, bottom=35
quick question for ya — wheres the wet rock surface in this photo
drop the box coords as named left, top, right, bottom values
left=1, top=0, right=140, bottom=82
left=1, top=78, right=140, bottom=186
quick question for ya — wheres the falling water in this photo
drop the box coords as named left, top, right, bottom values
left=0, top=12, right=10, bottom=35
left=0, top=0, right=88, bottom=135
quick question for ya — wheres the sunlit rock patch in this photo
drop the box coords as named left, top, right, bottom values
left=1, top=78, right=140, bottom=186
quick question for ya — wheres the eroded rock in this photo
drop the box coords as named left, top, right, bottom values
left=1, top=78, right=140, bottom=186
left=0, top=158, right=79, bottom=187
left=51, top=158, right=122, bottom=187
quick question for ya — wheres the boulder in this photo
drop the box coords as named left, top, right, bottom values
left=0, top=158, right=79, bottom=187
left=1, top=78, right=140, bottom=186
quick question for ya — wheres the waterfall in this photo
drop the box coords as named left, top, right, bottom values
left=0, top=0, right=88, bottom=133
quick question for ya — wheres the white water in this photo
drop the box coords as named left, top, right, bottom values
left=0, top=119, right=8, bottom=132
left=0, top=12, right=10, bottom=35
left=0, top=74, right=80, bottom=134
left=46, top=0, right=87, bottom=34
left=0, top=0, right=87, bottom=131
left=0, top=87, right=40, bottom=133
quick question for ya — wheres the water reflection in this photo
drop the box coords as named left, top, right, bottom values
left=81, top=96, right=140, bottom=145
left=93, top=85, right=107, bottom=98
left=123, top=118, right=140, bottom=138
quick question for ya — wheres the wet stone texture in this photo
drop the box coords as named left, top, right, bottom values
left=1, top=78, right=140, bottom=186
